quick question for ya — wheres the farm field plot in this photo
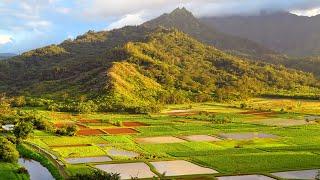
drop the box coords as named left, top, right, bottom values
left=271, top=169, right=320, bottom=179
left=107, top=148, right=139, bottom=158
left=244, top=118, right=310, bottom=127
left=95, top=162, right=156, bottom=179
left=22, top=99, right=320, bottom=179
left=65, top=156, right=112, bottom=164
left=194, top=152, right=320, bottom=173
left=53, top=145, right=107, bottom=158
left=122, top=121, right=148, bottom=127
left=40, top=136, right=107, bottom=147
left=77, top=129, right=106, bottom=136
left=217, top=175, right=275, bottom=180
left=181, top=135, right=221, bottom=142
left=136, top=136, right=187, bottom=144
left=219, top=133, right=278, bottom=140
left=104, top=128, right=139, bottom=134
left=150, top=160, right=218, bottom=176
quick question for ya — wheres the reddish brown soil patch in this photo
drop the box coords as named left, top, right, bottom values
left=78, top=119, right=102, bottom=123
left=104, top=128, right=138, bottom=135
left=77, top=129, right=106, bottom=136
left=49, top=144, right=91, bottom=148
left=122, top=122, right=147, bottom=127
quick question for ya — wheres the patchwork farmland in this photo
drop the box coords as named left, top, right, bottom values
left=19, top=98, right=320, bottom=179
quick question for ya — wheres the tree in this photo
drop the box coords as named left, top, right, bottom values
left=13, top=122, right=33, bottom=140
left=56, top=125, right=78, bottom=136
left=0, top=137, right=19, bottom=163
left=12, top=96, right=26, bottom=107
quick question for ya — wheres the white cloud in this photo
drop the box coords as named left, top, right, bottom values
left=291, top=7, right=320, bottom=17
left=107, top=13, right=145, bottom=30
left=0, top=34, right=13, bottom=45
left=82, top=0, right=320, bottom=20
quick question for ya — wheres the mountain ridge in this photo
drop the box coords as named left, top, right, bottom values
left=0, top=9, right=319, bottom=113
left=201, top=11, right=320, bottom=57
left=143, top=8, right=282, bottom=61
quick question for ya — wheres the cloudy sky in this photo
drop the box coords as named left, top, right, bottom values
left=1, top=0, right=320, bottom=54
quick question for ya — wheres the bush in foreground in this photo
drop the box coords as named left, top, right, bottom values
left=70, top=170, right=120, bottom=180
left=0, top=137, right=19, bottom=163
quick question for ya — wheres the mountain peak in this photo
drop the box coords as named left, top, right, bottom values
left=170, top=7, right=194, bottom=17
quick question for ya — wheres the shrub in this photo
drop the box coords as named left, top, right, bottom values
left=14, top=122, right=33, bottom=140
left=11, top=96, right=26, bottom=107
left=76, top=100, right=98, bottom=113
left=17, top=167, right=28, bottom=174
left=0, top=137, right=19, bottom=163
left=55, top=125, right=78, bottom=136
left=33, top=118, right=54, bottom=132
left=70, top=170, right=120, bottom=180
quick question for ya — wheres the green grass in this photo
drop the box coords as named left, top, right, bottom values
left=101, top=135, right=135, bottom=144
left=194, top=152, right=320, bottom=174
left=0, top=162, right=29, bottom=180
left=65, top=164, right=95, bottom=176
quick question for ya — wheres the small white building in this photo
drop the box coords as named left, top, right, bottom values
left=1, top=124, right=15, bottom=131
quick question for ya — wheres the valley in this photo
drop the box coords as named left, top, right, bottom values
left=0, top=6, right=320, bottom=180
left=2, top=98, right=320, bottom=179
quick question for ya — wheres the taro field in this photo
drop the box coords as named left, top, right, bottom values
left=23, top=98, right=320, bottom=179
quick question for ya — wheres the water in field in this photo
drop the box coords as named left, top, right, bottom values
left=18, top=158, right=55, bottom=180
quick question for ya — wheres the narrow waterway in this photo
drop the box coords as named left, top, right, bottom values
left=18, top=158, right=55, bottom=180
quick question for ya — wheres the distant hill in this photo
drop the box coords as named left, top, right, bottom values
left=201, top=12, right=320, bottom=57
left=143, top=8, right=282, bottom=61
left=0, top=53, right=16, bottom=60
left=0, top=9, right=319, bottom=112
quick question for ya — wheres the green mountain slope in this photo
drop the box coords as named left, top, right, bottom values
left=0, top=19, right=319, bottom=112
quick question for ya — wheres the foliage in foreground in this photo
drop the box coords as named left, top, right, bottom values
left=0, top=137, right=19, bottom=163
left=70, top=170, right=120, bottom=180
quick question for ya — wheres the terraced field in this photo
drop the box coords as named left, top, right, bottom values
left=24, top=98, right=320, bottom=179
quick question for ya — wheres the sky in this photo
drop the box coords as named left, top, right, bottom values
left=1, top=0, right=320, bottom=54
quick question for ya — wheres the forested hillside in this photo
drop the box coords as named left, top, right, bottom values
left=0, top=25, right=319, bottom=113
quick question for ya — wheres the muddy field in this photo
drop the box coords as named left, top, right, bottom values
left=77, top=129, right=106, bottom=136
